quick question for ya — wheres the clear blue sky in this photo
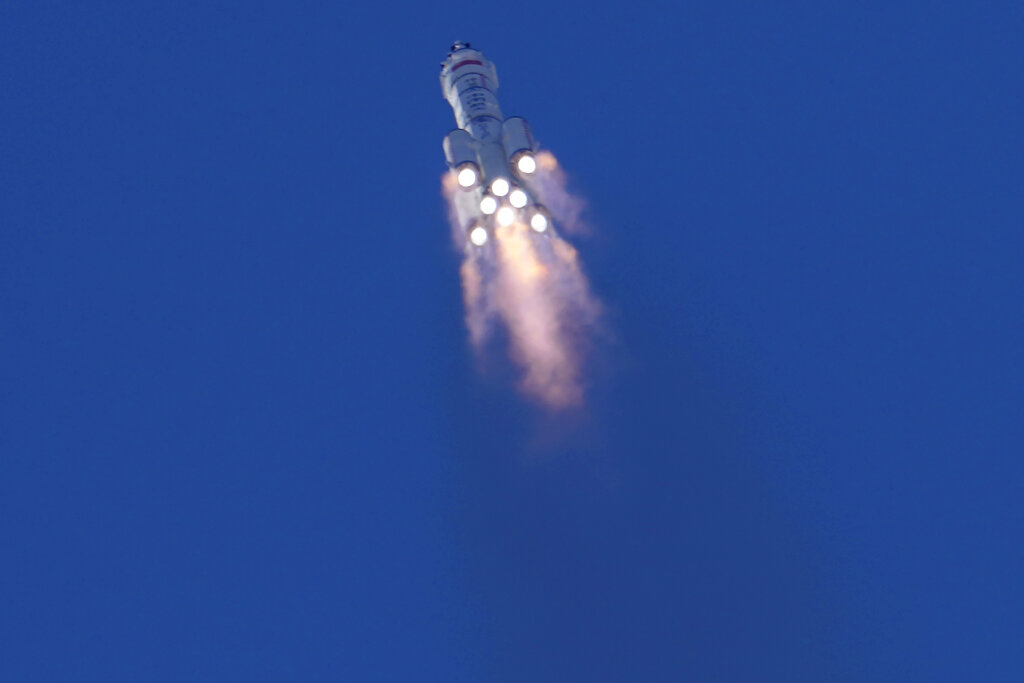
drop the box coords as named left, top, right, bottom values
left=2, top=2, right=1021, bottom=680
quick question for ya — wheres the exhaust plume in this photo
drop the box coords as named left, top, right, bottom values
left=443, top=152, right=602, bottom=409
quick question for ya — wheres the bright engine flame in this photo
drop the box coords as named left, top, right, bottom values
left=496, top=206, right=516, bottom=227
left=469, top=226, right=488, bottom=246
left=517, top=154, right=537, bottom=174
left=479, top=195, right=498, bottom=215
left=509, top=188, right=528, bottom=208
left=457, top=166, right=478, bottom=188
left=490, top=178, right=510, bottom=197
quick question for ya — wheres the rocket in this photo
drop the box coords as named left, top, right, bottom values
left=440, top=42, right=550, bottom=247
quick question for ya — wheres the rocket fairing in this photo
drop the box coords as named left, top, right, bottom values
left=440, top=42, right=551, bottom=247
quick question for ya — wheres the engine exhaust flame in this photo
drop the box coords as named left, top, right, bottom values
left=442, top=153, right=601, bottom=409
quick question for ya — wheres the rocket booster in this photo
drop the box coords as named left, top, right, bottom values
left=440, top=42, right=550, bottom=247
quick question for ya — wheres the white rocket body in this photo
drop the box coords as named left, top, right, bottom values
left=440, top=42, right=547, bottom=247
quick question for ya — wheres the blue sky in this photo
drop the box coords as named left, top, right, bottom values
left=2, top=2, right=1022, bottom=680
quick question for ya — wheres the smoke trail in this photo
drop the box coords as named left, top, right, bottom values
left=530, top=151, right=588, bottom=237
left=442, top=153, right=601, bottom=409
